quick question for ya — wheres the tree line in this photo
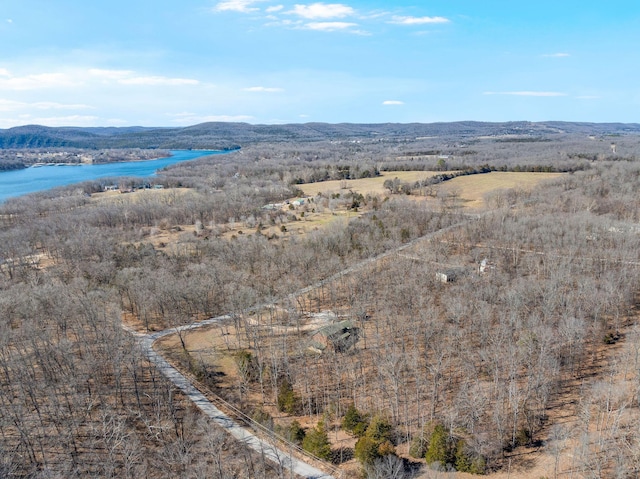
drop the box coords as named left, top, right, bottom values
left=1, top=134, right=640, bottom=477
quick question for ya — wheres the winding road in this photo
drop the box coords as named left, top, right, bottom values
left=125, top=215, right=475, bottom=479
left=132, top=325, right=334, bottom=479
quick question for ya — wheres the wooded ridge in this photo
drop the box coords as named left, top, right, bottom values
left=2, top=121, right=640, bottom=149
left=1, top=127, right=640, bottom=478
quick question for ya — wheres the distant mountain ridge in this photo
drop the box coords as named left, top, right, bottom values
left=1, top=121, right=639, bottom=149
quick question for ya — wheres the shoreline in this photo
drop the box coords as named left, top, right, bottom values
left=2, top=147, right=240, bottom=173
left=0, top=149, right=237, bottom=203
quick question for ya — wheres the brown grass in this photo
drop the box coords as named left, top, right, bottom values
left=298, top=170, right=450, bottom=197
left=298, top=171, right=564, bottom=210
left=90, top=187, right=192, bottom=204
left=436, top=172, right=564, bottom=208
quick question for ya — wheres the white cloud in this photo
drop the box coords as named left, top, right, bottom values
left=305, top=21, right=357, bottom=31
left=390, top=15, right=450, bottom=25
left=244, top=86, right=284, bottom=92
left=0, top=115, right=101, bottom=127
left=88, top=68, right=134, bottom=80
left=0, top=72, right=80, bottom=90
left=214, top=0, right=265, bottom=13
left=360, top=10, right=390, bottom=20
left=0, top=99, right=26, bottom=111
left=542, top=53, right=570, bottom=58
left=37, top=115, right=100, bottom=126
left=266, top=18, right=296, bottom=25
left=266, top=5, right=284, bottom=12
left=382, top=100, right=404, bottom=105
left=88, top=69, right=199, bottom=86
left=33, top=101, right=93, bottom=110
left=0, top=68, right=10, bottom=77
left=118, top=76, right=199, bottom=86
left=289, top=3, right=355, bottom=19
left=0, top=99, right=93, bottom=112
left=483, top=91, right=567, bottom=97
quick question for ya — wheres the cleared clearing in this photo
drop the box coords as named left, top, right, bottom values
left=96, top=172, right=565, bottom=254
left=299, top=171, right=564, bottom=210
left=435, top=171, right=564, bottom=208
left=297, top=170, right=450, bottom=197
left=90, top=187, right=192, bottom=204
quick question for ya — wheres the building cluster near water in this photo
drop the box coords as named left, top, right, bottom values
left=103, top=183, right=165, bottom=194
left=8, top=150, right=93, bottom=166
left=0, top=148, right=168, bottom=168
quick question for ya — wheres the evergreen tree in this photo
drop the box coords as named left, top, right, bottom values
left=425, top=424, right=452, bottom=467
left=277, top=378, right=300, bottom=414
left=302, top=421, right=332, bottom=461
left=342, top=404, right=369, bottom=437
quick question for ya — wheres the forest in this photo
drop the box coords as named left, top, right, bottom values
left=1, top=123, right=640, bottom=478
left=0, top=148, right=171, bottom=171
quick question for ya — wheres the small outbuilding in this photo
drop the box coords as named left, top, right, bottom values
left=308, top=320, right=359, bottom=353
left=435, top=267, right=467, bottom=283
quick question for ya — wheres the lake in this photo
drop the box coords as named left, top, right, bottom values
left=0, top=149, right=230, bottom=203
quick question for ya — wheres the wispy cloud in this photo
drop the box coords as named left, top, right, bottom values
left=266, top=5, right=284, bottom=13
left=0, top=72, right=81, bottom=90
left=390, top=15, right=450, bottom=25
left=88, top=68, right=134, bottom=80
left=244, top=86, right=284, bottom=92
left=289, top=3, right=355, bottom=19
left=119, top=76, right=199, bottom=86
left=213, top=0, right=266, bottom=13
left=0, top=115, right=100, bottom=128
left=0, top=99, right=24, bottom=111
left=0, top=100, right=91, bottom=111
left=31, top=101, right=92, bottom=110
left=542, top=53, right=570, bottom=58
left=6, top=19, right=12, bottom=24
left=484, top=91, right=567, bottom=97
left=382, top=100, right=404, bottom=105
left=304, top=21, right=358, bottom=31
left=0, top=68, right=10, bottom=77
left=88, top=69, right=199, bottom=86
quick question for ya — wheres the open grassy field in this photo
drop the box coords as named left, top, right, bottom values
left=435, top=171, right=564, bottom=208
left=90, top=186, right=192, bottom=204
left=297, top=170, right=449, bottom=197
left=88, top=171, right=565, bottom=254
left=298, top=170, right=564, bottom=210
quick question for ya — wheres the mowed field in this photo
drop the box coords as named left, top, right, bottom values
left=436, top=171, right=564, bottom=208
left=297, top=170, right=448, bottom=196
left=299, top=170, right=565, bottom=209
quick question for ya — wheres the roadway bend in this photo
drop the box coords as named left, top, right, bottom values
left=125, top=214, right=477, bottom=479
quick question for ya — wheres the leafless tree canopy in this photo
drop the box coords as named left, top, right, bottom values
left=2, top=126, right=640, bottom=477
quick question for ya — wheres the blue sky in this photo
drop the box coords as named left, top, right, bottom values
left=0, top=0, right=638, bottom=127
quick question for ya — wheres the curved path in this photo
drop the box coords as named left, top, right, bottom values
left=126, top=215, right=476, bottom=479
left=131, top=325, right=335, bottom=479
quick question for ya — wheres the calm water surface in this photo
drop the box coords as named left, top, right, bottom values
left=0, top=150, right=228, bottom=202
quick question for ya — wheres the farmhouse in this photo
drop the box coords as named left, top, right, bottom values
left=308, top=320, right=359, bottom=353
